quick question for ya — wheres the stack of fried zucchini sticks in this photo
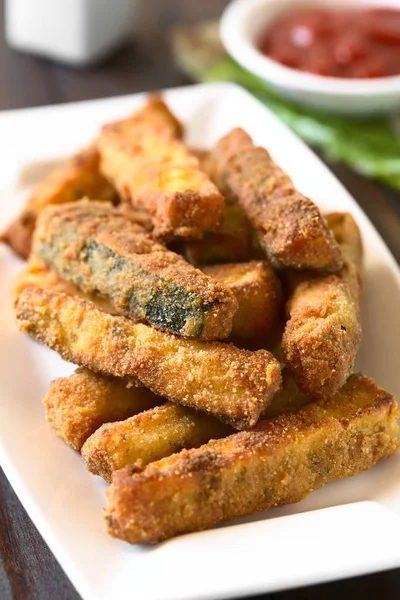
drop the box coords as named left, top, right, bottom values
left=4, top=97, right=398, bottom=544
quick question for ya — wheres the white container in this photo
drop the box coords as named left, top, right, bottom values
left=221, top=0, right=400, bottom=116
left=5, top=0, right=136, bottom=66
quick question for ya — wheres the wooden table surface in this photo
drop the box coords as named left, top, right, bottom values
left=1, top=1, right=400, bottom=599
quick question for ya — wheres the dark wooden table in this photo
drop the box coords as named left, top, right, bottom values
left=1, top=1, right=400, bottom=599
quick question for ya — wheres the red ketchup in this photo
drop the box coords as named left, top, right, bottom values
left=259, top=8, right=400, bottom=78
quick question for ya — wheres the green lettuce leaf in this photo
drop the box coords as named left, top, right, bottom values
left=204, top=60, right=400, bottom=190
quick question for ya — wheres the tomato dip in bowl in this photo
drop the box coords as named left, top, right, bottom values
left=260, top=7, right=400, bottom=79
left=221, top=0, right=400, bottom=115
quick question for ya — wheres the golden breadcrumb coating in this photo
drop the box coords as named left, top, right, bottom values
left=82, top=402, right=233, bottom=482
left=187, top=149, right=255, bottom=265
left=263, top=369, right=314, bottom=417
left=283, top=213, right=363, bottom=398
left=202, top=261, right=283, bottom=343
left=44, top=368, right=161, bottom=451
left=215, top=128, right=343, bottom=271
left=118, top=202, right=154, bottom=232
left=15, top=287, right=282, bottom=429
left=110, top=95, right=184, bottom=140
left=0, top=147, right=116, bottom=259
left=191, top=148, right=227, bottom=193
left=105, top=374, right=399, bottom=543
left=185, top=203, right=254, bottom=266
left=98, top=98, right=224, bottom=239
left=83, top=370, right=312, bottom=482
left=327, top=211, right=364, bottom=288
left=13, top=257, right=125, bottom=317
left=33, top=201, right=238, bottom=340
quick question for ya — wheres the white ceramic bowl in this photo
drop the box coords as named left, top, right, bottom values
left=221, top=0, right=400, bottom=116
left=5, top=0, right=136, bottom=66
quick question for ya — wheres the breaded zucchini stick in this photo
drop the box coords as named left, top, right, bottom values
left=327, top=211, right=363, bottom=288
left=185, top=203, right=254, bottom=266
left=14, top=257, right=125, bottom=317
left=33, top=201, right=238, bottom=340
left=110, top=95, right=184, bottom=140
left=187, top=149, right=254, bottom=265
left=263, top=369, right=314, bottom=418
left=1, top=147, right=116, bottom=259
left=44, top=368, right=161, bottom=451
left=82, top=371, right=308, bottom=482
left=118, top=203, right=154, bottom=232
left=283, top=213, right=363, bottom=398
left=215, top=128, right=343, bottom=271
left=192, top=148, right=226, bottom=193
left=105, top=374, right=399, bottom=543
left=15, top=287, right=282, bottom=429
left=202, top=261, right=283, bottom=343
left=98, top=98, right=224, bottom=239
left=82, top=403, right=233, bottom=482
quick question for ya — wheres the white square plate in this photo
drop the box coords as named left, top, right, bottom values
left=0, top=83, right=399, bottom=600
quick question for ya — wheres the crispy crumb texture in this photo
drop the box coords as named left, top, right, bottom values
left=202, top=261, right=283, bottom=343
left=14, top=256, right=127, bottom=317
left=83, top=371, right=311, bottom=482
left=263, top=369, right=314, bottom=418
left=8, top=99, right=396, bottom=551
left=118, top=202, right=154, bottom=232
left=215, top=128, right=343, bottom=271
left=15, top=287, right=281, bottom=428
left=185, top=203, right=254, bottom=266
left=283, top=213, right=363, bottom=398
left=82, top=402, right=232, bottom=482
left=45, top=368, right=160, bottom=451
left=0, top=147, right=116, bottom=259
left=98, top=98, right=224, bottom=239
left=33, top=201, right=238, bottom=340
left=105, top=374, right=399, bottom=543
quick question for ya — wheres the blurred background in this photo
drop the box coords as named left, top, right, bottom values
left=1, top=0, right=400, bottom=599
left=2, top=0, right=400, bottom=262
left=2, top=0, right=225, bottom=106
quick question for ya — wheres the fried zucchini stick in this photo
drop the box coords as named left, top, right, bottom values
left=202, top=261, right=283, bottom=343
left=105, top=374, right=399, bottom=543
left=15, top=287, right=282, bottom=428
left=118, top=203, right=154, bottom=232
left=215, top=128, right=343, bottom=271
left=186, top=149, right=254, bottom=265
left=191, top=149, right=221, bottom=187
left=283, top=213, right=363, bottom=398
left=1, top=147, right=116, bottom=259
left=263, top=369, right=314, bottom=418
left=82, top=403, right=233, bottom=482
left=109, top=95, right=184, bottom=140
left=33, top=201, right=238, bottom=340
left=185, top=203, right=254, bottom=266
left=98, top=98, right=224, bottom=239
left=82, top=371, right=308, bottom=482
left=44, top=368, right=161, bottom=451
left=13, top=257, right=125, bottom=317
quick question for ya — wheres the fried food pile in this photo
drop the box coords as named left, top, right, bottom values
left=4, top=97, right=398, bottom=544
